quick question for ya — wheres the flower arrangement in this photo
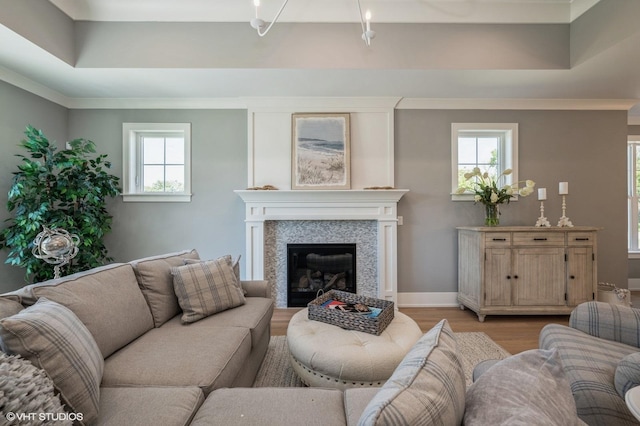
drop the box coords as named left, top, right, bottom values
left=456, top=167, right=535, bottom=226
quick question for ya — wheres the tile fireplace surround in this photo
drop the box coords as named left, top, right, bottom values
left=235, top=189, right=408, bottom=308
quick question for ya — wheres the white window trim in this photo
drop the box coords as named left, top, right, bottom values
left=122, top=122, right=192, bottom=202
left=628, top=136, right=640, bottom=256
left=451, top=123, right=518, bottom=201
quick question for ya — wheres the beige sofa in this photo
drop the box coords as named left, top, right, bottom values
left=0, top=250, right=274, bottom=425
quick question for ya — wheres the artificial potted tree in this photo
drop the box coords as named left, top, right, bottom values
left=0, top=125, right=120, bottom=282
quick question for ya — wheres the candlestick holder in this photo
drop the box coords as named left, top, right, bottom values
left=535, top=201, right=551, bottom=227
left=557, top=195, right=574, bottom=227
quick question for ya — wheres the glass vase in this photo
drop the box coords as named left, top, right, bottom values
left=485, top=204, right=500, bottom=226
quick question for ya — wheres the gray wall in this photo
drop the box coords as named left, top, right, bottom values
left=0, top=85, right=631, bottom=297
left=67, top=109, right=248, bottom=272
left=396, top=109, right=629, bottom=293
left=0, top=81, right=68, bottom=291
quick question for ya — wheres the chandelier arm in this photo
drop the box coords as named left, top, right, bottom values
left=356, top=0, right=367, bottom=35
left=256, top=0, right=290, bottom=37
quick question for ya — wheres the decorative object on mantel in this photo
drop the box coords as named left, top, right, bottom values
left=250, top=0, right=376, bottom=46
left=557, top=182, right=574, bottom=227
left=456, top=167, right=535, bottom=227
left=247, top=185, right=279, bottom=190
left=291, top=113, right=351, bottom=191
left=364, top=186, right=395, bottom=190
left=535, top=188, right=551, bottom=227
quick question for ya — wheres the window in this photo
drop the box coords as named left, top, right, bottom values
left=451, top=123, right=518, bottom=200
left=123, top=123, right=191, bottom=202
left=628, top=136, right=640, bottom=255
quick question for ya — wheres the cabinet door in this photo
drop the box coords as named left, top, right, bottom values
left=567, top=247, right=594, bottom=306
left=485, top=248, right=512, bottom=306
left=513, top=248, right=565, bottom=306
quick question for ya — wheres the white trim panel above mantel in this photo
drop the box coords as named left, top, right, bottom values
left=235, top=189, right=409, bottom=304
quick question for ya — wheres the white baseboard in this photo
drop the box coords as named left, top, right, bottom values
left=397, top=292, right=459, bottom=308
left=629, top=279, right=640, bottom=291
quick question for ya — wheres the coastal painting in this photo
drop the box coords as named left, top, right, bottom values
left=291, top=113, right=350, bottom=190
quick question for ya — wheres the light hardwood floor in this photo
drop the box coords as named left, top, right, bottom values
left=272, top=307, right=570, bottom=355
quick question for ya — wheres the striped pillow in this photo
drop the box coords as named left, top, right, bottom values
left=358, top=319, right=465, bottom=426
left=171, top=257, right=246, bottom=323
left=0, top=298, right=103, bottom=425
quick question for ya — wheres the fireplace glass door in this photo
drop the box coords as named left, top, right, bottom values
left=287, top=243, right=356, bottom=307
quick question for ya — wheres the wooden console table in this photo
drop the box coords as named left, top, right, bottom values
left=457, top=226, right=598, bottom=322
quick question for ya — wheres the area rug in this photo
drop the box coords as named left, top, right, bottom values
left=253, top=333, right=510, bottom=388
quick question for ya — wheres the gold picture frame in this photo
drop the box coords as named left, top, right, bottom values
left=291, top=113, right=351, bottom=190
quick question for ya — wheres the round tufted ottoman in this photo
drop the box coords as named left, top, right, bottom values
left=286, top=308, right=423, bottom=390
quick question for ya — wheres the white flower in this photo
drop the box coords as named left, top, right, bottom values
left=472, top=167, right=481, bottom=175
left=519, top=187, right=534, bottom=196
left=490, top=192, right=499, bottom=203
left=474, top=195, right=481, bottom=202
left=455, top=187, right=466, bottom=195
left=502, top=169, right=513, bottom=176
left=526, top=180, right=535, bottom=188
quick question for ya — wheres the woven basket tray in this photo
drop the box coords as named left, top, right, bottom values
left=307, top=290, right=394, bottom=336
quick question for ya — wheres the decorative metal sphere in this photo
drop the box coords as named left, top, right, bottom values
left=41, top=234, right=75, bottom=258
left=32, top=226, right=80, bottom=279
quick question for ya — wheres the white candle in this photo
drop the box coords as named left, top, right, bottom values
left=538, top=188, right=547, bottom=200
left=559, top=182, right=569, bottom=195
left=254, top=0, right=260, bottom=18
left=365, top=10, right=371, bottom=32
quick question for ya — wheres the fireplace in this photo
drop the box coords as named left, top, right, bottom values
left=235, top=189, right=409, bottom=307
left=287, top=243, right=356, bottom=307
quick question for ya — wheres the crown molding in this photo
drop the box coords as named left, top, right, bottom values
left=397, top=98, right=638, bottom=111
left=629, top=116, right=640, bottom=125
left=0, top=66, right=71, bottom=107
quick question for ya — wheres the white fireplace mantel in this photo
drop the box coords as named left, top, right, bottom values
left=235, top=189, right=409, bottom=303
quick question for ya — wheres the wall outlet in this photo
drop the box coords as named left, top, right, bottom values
left=398, top=216, right=403, bottom=226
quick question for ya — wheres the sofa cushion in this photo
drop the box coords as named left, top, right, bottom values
left=0, top=296, right=23, bottom=319
left=464, top=348, right=584, bottom=426
left=357, top=319, right=465, bottom=426
left=540, top=323, right=639, bottom=425
left=0, top=298, right=103, bottom=425
left=192, top=388, right=347, bottom=426
left=102, top=320, right=251, bottom=394
left=95, top=386, right=204, bottom=426
left=180, top=297, right=273, bottom=347
left=171, top=257, right=245, bottom=323
left=615, top=352, right=640, bottom=397
left=130, top=249, right=200, bottom=327
left=31, top=263, right=154, bottom=358
left=344, top=388, right=379, bottom=426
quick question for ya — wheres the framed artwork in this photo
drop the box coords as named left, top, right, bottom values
left=291, top=113, right=351, bottom=190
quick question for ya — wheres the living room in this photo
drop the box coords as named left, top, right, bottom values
left=1, top=1, right=640, bottom=424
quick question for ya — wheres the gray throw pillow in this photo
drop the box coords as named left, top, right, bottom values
left=171, top=256, right=246, bottom=323
left=615, top=352, right=640, bottom=397
left=358, top=319, right=465, bottom=426
left=0, top=298, right=104, bottom=425
left=464, top=348, right=584, bottom=426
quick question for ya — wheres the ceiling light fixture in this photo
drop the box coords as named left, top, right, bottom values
left=250, top=0, right=375, bottom=46
left=357, top=1, right=376, bottom=46
left=250, top=0, right=290, bottom=37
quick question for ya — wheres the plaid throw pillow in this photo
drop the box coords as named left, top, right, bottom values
left=0, top=298, right=103, bottom=425
left=358, top=319, right=465, bottom=426
left=184, top=254, right=246, bottom=295
left=171, top=257, right=246, bottom=323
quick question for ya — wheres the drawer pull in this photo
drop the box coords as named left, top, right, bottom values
left=575, top=238, right=589, bottom=241
left=533, top=238, right=548, bottom=241
left=570, top=275, right=575, bottom=279
left=492, top=238, right=507, bottom=241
